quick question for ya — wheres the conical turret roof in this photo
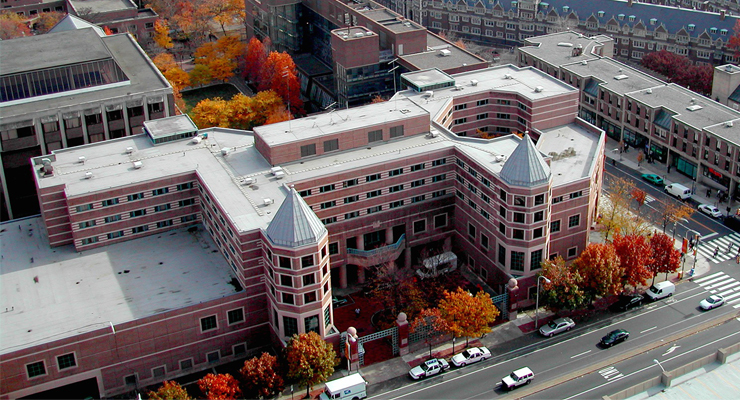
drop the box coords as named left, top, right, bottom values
left=499, top=134, right=551, bottom=187
left=266, top=188, right=327, bottom=247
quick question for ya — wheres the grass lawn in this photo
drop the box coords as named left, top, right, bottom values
left=182, top=84, right=240, bottom=113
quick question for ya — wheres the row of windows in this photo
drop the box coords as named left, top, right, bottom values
left=319, top=189, right=448, bottom=225
left=77, top=199, right=196, bottom=230
left=74, top=183, right=195, bottom=213
left=79, top=215, right=198, bottom=245
left=26, top=353, right=77, bottom=379
left=299, top=126, right=405, bottom=157
left=199, top=308, right=245, bottom=333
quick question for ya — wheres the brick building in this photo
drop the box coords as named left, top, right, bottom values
left=1, top=64, right=604, bottom=398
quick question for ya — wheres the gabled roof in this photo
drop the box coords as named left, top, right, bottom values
left=265, top=187, right=327, bottom=248
left=499, top=135, right=551, bottom=187
left=48, top=14, right=106, bottom=37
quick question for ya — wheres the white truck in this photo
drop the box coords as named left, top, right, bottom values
left=318, top=373, right=367, bottom=400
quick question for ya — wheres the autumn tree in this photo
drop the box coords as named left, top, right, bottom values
left=438, top=287, right=499, bottom=347
left=189, top=64, right=213, bottom=87
left=370, top=95, right=387, bottom=103
left=599, top=177, right=636, bottom=241
left=631, top=188, right=647, bottom=217
left=152, top=52, right=188, bottom=111
left=203, top=0, right=245, bottom=35
left=410, top=308, right=451, bottom=358
left=148, top=381, right=192, bottom=400
left=648, top=233, right=681, bottom=284
left=153, top=18, right=174, bottom=49
left=190, top=97, right=230, bottom=128
left=33, top=12, right=65, bottom=34
left=284, top=332, right=337, bottom=399
left=0, top=11, right=31, bottom=40
left=573, top=243, right=623, bottom=298
left=660, top=201, right=694, bottom=234
left=194, top=35, right=245, bottom=82
left=259, top=51, right=304, bottom=115
left=730, top=19, right=740, bottom=57
left=540, top=256, right=589, bottom=310
left=641, top=50, right=713, bottom=96
left=239, top=353, right=284, bottom=400
left=197, top=373, right=241, bottom=400
left=641, top=50, right=691, bottom=80
left=612, top=234, right=653, bottom=288
left=244, top=37, right=267, bottom=84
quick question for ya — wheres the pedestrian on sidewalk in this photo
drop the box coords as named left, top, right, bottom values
left=714, top=246, right=719, bottom=258
left=667, top=165, right=671, bottom=173
left=708, top=188, right=712, bottom=197
left=355, top=308, right=361, bottom=318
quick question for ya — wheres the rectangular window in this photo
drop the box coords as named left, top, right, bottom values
left=304, top=292, right=317, bottom=304
left=180, top=359, right=193, bottom=370
left=531, top=249, right=543, bottom=271
left=130, top=209, right=146, bottom=218
left=390, top=184, right=404, bottom=193
left=368, top=129, right=383, bottom=142
left=498, top=244, right=506, bottom=265
left=319, top=184, right=335, bottom=193
left=367, top=190, right=381, bottom=198
left=344, top=211, right=359, bottom=220
left=390, top=125, right=404, bottom=138
left=388, top=168, right=404, bottom=178
left=468, top=223, right=476, bottom=240
left=301, top=255, right=314, bottom=268
left=511, top=251, right=525, bottom=271
left=533, top=227, right=543, bottom=238
left=481, top=233, right=489, bottom=249
left=299, top=189, right=312, bottom=197
left=81, top=237, right=99, bottom=245
left=179, top=198, right=195, bottom=207
left=76, top=203, right=94, bottom=212
left=323, top=139, right=339, bottom=152
left=534, top=211, right=544, bottom=222
left=413, top=219, right=426, bottom=234
left=280, top=275, right=293, bottom=287
left=366, top=173, right=381, bottom=182
left=284, top=316, right=298, bottom=337
left=432, top=158, right=446, bottom=166
left=128, top=193, right=144, bottom=201
left=434, top=214, right=447, bottom=228
left=207, top=351, right=220, bottom=363
left=500, top=189, right=507, bottom=202
left=344, top=195, right=359, bottom=204
left=157, top=220, right=173, bottom=228
left=177, top=182, right=194, bottom=191
left=477, top=113, right=488, bottom=120
left=344, top=179, right=358, bottom=187
left=302, top=273, right=316, bottom=286
left=26, top=361, right=46, bottom=378
left=552, top=196, right=563, bottom=204
left=513, top=229, right=524, bottom=240
left=389, top=200, right=404, bottom=208
left=322, top=217, right=337, bottom=224
left=320, top=201, right=336, bottom=209
left=132, top=225, right=149, bottom=234
left=181, top=214, right=197, bottom=223
left=301, top=144, right=317, bottom=157
left=411, top=179, right=425, bottom=187
left=477, top=99, right=489, bottom=106
left=410, top=163, right=425, bottom=172
left=152, top=188, right=169, bottom=196
left=107, top=231, right=124, bottom=239
left=570, top=191, right=583, bottom=199
left=454, top=103, right=468, bottom=110
left=513, top=212, right=525, bottom=223
left=279, top=256, right=291, bottom=269
left=432, top=174, right=446, bottom=182
left=200, top=315, right=217, bottom=332
left=154, top=204, right=171, bottom=212
left=535, top=194, right=545, bottom=205
left=228, top=308, right=245, bottom=325
left=329, top=242, right=339, bottom=255
left=514, top=196, right=525, bottom=206
left=551, top=220, right=561, bottom=233
left=367, top=205, right=382, bottom=214
left=499, top=222, right=506, bottom=234
left=78, top=220, right=96, bottom=229
left=569, top=215, right=580, bottom=227
left=412, top=195, right=425, bottom=203
left=102, top=198, right=119, bottom=207
left=432, top=190, right=446, bottom=197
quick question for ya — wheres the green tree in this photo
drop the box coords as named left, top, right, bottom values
left=540, top=256, right=589, bottom=311
left=239, top=353, right=284, bottom=399
left=189, top=64, right=213, bottom=87
left=148, top=381, right=192, bottom=400
left=438, top=287, right=499, bottom=347
left=284, top=332, right=337, bottom=398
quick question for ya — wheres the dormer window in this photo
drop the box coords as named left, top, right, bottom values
left=628, top=15, right=635, bottom=22
left=721, top=29, right=728, bottom=35
left=618, top=14, right=625, bottom=21
left=598, top=11, right=605, bottom=18
left=710, top=27, right=718, bottom=34
left=650, top=18, right=657, bottom=25
left=563, top=6, right=569, bottom=12
left=688, top=24, right=695, bottom=31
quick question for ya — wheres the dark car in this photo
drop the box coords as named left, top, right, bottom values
left=609, top=294, right=643, bottom=312
left=600, top=329, right=629, bottom=348
left=725, top=215, right=740, bottom=233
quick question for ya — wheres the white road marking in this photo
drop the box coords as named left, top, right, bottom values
left=662, top=344, right=681, bottom=356
left=640, top=326, right=657, bottom=334
left=702, top=232, right=718, bottom=240
left=693, top=271, right=726, bottom=283
left=570, top=350, right=592, bottom=359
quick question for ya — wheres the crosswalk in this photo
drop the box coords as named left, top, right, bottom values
left=598, top=366, right=624, bottom=381
left=694, top=232, right=740, bottom=263
left=692, top=271, right=740, bottom=309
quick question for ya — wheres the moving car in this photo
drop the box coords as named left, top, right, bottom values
left=408, top=358, right=449, bottom=380
left=698, top=204, right=723, bottom=218
left=609, top=294, right=643, bottom=312
left=450, top=346, right=491, bottom=367
left=600, top=329, right=630, bottom=348
left=700, top=294, right=725, bottom=310
left=538, top=317, right=575, bottom=337
left=641, top=174, right=664, bottom=186
left=501, top=367, right=534, bottom=390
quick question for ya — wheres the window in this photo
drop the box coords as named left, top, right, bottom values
left=177, top=182, right=194, bottom=191
left=534, top=211, right=544, bottom=222
left=322, top=217, right=337, bottom=224
left=319, top=184, right=335, bottom=193
left=498, top=244, right=506, bottom=265
left=389, top=168, right=403, bottom=177
left=180, top=359, right=193, bottom=370
left=366, top=173, right=381, bottom=182
left=367, top=205, right=382, bottom=214
left=411, top=179, right=425, bottom=187
left=513, top=229, right=524, bottom=240
left=282, top=292, right=294, bottom=304
left=152, top=366, right=166, bottom=378
left=567, top=247, right=578, bottom=258
left=280, top=275, right=293, bottom=287
left=329, top=242, right=339, bottom=255
left=153, top=188, right=169, bottom=196
left=367, top=190, right=381, bottom=198
left=344, top=179, right=358, bottom=187
left=368, top=129, right=383, bottom=142
left=390, top=184, right=404, bottom=193
left=81, top=237, right=98, bottom=245
left=207, top=351, right=220, bottom=363
left=299, top=189, right=312, bottom=197
left=434, top=213, right=447, bottom=228
left=432, top=158, right=446, bottom=166
left=304, top=291, right=317, bottom=304
left=432, top=174, right=446, bottom=182
left=570, top=191, right=583, bottom=199
left=477, top=99, right=489, bottom=106
left=533, top=227, right=543, bottom=239
left=511, top=251, right=525, bottom=271
left=107, top=231, right=124, bottom=239
left=279, top=257, right=291, bottom=269
left=155, top=204, right=171, bottom=212
left=477, top=113, right=488, bottom=120
left=411, top=163, right=425, bottom=172
left=157, top=220, right=173, bottom=228
left=551, top=220, right=561, bottom=233
left=514, top=196, right=525, bottom=206
left=499, top=222, right=506, bottom=234
left=531, top=250, right=543, bottom=270
left=320, top=201, right=336, bottom=209
left=79, top=220, right=96, bottom=229
left=432, top=190, right=446, bottom=197
left=54, top=353, right=77, bottom=370
left=413, top=219, right=426, bottom=234
left=181, top=214, right=197, bottom=223
left=514, top=212, right=525, bottom=223
left=76, top=203, right=94, bottom=212
left=454, top=103, right=468, bottom=110
left=500, top=189, right=507, bottom=202
left=228, top=308, right=244, bottom=325
left=468, top=223, right=476, bottom=240
left=301, top=144, right=316, bottom=157
left=26, top=361, right=46, bottom=378
left=324, top=139, right=339, bottom=152
left=412, top=195, right=425, bottom=203
left=568, top=214, right=580, bottom=228
left=124, top=374, right=138, bottom=386
left=130, top=209, right=146, bottom=218
left=200, top=315, right=217, bottom=332
left=390, top=125, right=404, bottom=138
left=481, top=233, right=489, bottom=250
left=102, top=198, right=119, bottom=207
left=344, top=195, right=359, bottom=204
left=132, top=225, right=149, bottom=234
left=301, top=255, right=314, bottom=268
left=179, top=198, right=195, bottom=207
left=390, top=200, right=404, bottom=208
left=535, top=194, right=544, bottom=205
left=303, top=273, right=316, bottom=286
left=552, top=196, right=563, bottom=204
left=128, top=193, right=144, bottom=201
left=283, top=316, right=298, bottom=337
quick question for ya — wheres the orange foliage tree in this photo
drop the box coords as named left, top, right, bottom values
left=540, top=256, right=589, bottom=310
left=197, top=373, right=241, bottom=400
left=612, top=234, right=653, bottom=288
left=202, top=0, right=245, bottom=35
left=153, top=18, right=174, bottom=49
left=33, top=12, right=65, bottom=34
left=148, top=380, right=192, bottom=400
left=284, top=332, right=337, bottom=399
left=573, top=243, right=623, bottom=298
left=438, top=287, right=499, bottom=347
left=194, top=35, right=245, bottom=82
left=259, top=51, right=304, bottom=115
left=152, top=53, right=188, bottom=112
left=239, top=353, right=284, bottom=400
left=0, top=11, right=31, bottom=40
left=190, top=97, right=230, bottom=128
left=228, top=91, right=285, bottom=129
left=411, top=308, right=451, bottom=358
left=631, top=188, right=647, bottom=217
left=244, top=37, right=267, bottom=84
left=189, top=64, right=213, bottom=87
left=648, top=233, right=681, bottom=284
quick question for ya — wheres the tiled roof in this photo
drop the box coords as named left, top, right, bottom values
left=499, top=134, right=551, bottom=187
left=265, top=187, right=327, bottom=248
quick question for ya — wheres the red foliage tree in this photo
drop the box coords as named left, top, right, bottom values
left=612, top=234, right=653, bottom=288
left=259, top=51, right=304, bottom=115
left=0, top=12, right=31, bottom=39
left=243, top=37, right=267, bottom=84
left=197, top=373, right=241, bottom=400
left=641, top=50, right=713, bottom=96
left=648, top=233, right=681, bottom=284
left=410, top=308, right=451, bottom=358
left=540, top=256, right=589, bottom=310
left=239, top=353, right=284, bottom=399
left=148, top=380, right=192, bottom=400
left=573, top=243, right=624, bottom=298
left=641, top=50, right=691, bottom=79
left=728, top=19, right=740, bottom=57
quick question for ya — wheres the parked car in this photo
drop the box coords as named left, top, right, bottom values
left=698, top=204, right=723, bottom=218
left=664, top=183, right=692, bottom=200
left=501, top=367, right=534, bottom=390
left=450, top=346, right=491, bottom=367
left=644, top=281, right=675, bottom=301
left=408, top=358, right=449, bottom=380
left=641, top=174, right=664, bottom=186
left=539, top=317, right=575, bottom=337
left=600, top=329, right=630, bottom=348
left=609, top=294, right=644, bottom=312
left=700, top=294, right=725, bottom=310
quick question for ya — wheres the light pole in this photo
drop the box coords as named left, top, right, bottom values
left=682, top=229, right=701, bottom=279
left=653, top=359, right=665, bottom=373
left=672, top=218, right=688, bottom=241
left=535, top=276, right=551, bottom=329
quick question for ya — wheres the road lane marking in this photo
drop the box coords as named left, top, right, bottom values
left=598, top=366, right=624, bottom=381
left=640, top=326, right=657, bottom=334
left=693, top=271, right=726, bottom=283
left=703, top=232, right=718, bottom=240
left=571, top=350, right=592, bottom=359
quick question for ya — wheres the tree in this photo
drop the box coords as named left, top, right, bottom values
left=239, top=353, right=284, bottom=400
left=284, top=331, right=337, bottom=399
left=573, top=243, right=623, bottom=298
left=193, top=35, right=244, bottom=83
left=153, top=18, right=174, bottom=49
left=410, top=308, right=451, bottom=358
left=612, top=234, right=653, bottom=288
left=660, top=201, right=694, bottom=234
left=648, top=233, right=681, bottom=284
left=33, top=12, right=65, bottom=34
left=259, top=51, right=304, bottom=115
left=163, top=67, right=191, bottom=91
left=148, top=381, right=192, bottom=400
left=190, top=97, right=230, bottom=128
left=209, top=57, right=237, bottom=82
left=197, top=373, right=241, bottom=400
left=641, top=50, right=713, bottom=96
left=0, top=12, right=31, bottom=40
left=599, top=177, right=635, bottom=241
left=641, top=50, right=691, bottom=80
left=202, top=0, right=245, bottom=35
left=189, top=64, right=213, bottom=87
left=244, top=37, right=267, bottom=84
left=228, top=91, right=285, bottom=129
left=437, top=287, right=499, bottom=347
left=540, top=256, right=590, bottom=311
left=730, top=19, right=740, bottom=57
left=631, top=188, right=647, bottom=217
left=370, top=95, right=386, bottom=103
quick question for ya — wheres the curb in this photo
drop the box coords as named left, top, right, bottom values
left=499, top=310, right=739, bottom=399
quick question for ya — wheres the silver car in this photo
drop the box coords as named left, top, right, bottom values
left=539, top=317, right=575, bottom=337
left=700, top=294, right=725, bottom=310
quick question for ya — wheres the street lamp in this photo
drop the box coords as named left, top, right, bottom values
left=682, top=229, right=701, bottom=279
left=672, top=218, right=688, bottom=241
left=653, top=359, right=665, bottom=373
left=535, top=276, right=551, bottom=329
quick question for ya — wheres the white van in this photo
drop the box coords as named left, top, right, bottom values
left=319, top=373, right=367, bottom=400
left=501, top=367, right=535, bottom=390
left=664, top=183, right=691, bottom=200
left=644, top=281, right=675, bottom=301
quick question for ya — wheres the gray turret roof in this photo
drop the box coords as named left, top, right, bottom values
left=499, top=135, right=551, bottom=187
left=266, top=187, right=327, bottom=248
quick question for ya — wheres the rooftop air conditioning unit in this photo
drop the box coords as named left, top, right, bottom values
left=557, top=42, right=574, bottom=47
left=646, top=88, right=653, bottom=94
left=84, top=172, right=93, bottom=179
left=78, top=156, right=86, bottom=164
left=274, top=171, right=285, bottom=179
left=221, top=148, right=231, bottom=156
left=126, top=147, right=134, bottom=154
left=423, top=90, right=434, bottom=98
left=534, top=86, right=544, bottom=93
left=429, top=131, right=439, bottom=138
left=726, top=121, right=734, bottom=127
left=494, top=154, right=506, bottom=163
left=242, top=177, right=256, bottom=185
left=271, top=166, right=284, bottom=176
left=133, top=161, right=143, bottom=169
left=454, top=84, right=463, bottom=91
left=192, top=136, right=202, bottom=144
left=41, top=158, right=51, bottom=165
left=440, top=49, right=452, bottom=57
left=471, top=79, right=479, bottom=86
left=263, top=198, right=274, bottom=206
left=354, top=32, right=364, bottom=38
left=581, top=60, right=588, bottom=65
left=504, top=74, right=512, bottom=79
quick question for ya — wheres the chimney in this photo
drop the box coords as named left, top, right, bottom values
left=721, top=10, right=726, bottom=20
left=628, top=0, right=633, bottom=6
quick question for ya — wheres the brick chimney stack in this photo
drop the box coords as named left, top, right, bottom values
left=721, top=10, right=726, bottom=20
left=628, top=0, right=633, bottom=6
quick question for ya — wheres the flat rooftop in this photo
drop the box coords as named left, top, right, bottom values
left=359, top=9, right=423, bottom=32
left=520, top=31, right=610, bottom=68
left=0, top=219, right=237, bottom=354
left=563, top=58, right=664, bottom=95
left=399, top=33, right=486, bottom=72
left=145, top=115, right=198, bottom=139
left=538, top=123, right=604, bottom=186
left=68, top=0, right=134, bottom=13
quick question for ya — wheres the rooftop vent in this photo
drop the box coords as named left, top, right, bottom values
left=78, top=156, right=86, bottom=164
left=581, top=60, right=588, bottom=65
left=726, top=121, right=734, bottom=127
left=726, top=65, right=734, bottom=72
left=534, top=86, right=544, bottom=93
left=274, top=171, right=286, bottom=179
left=686, top=104, right=703, bottom=111
left=41, top=158, right=51, bottom=166
left=423, top=90, right=434, bottom=98
left=440, top=49, right=452, bottom=57
left=84, top=172, right=93, bottom=179
left=471, top=79, right=479, bottom=86
left=354, top=32, right=364, bottom=38
left=493, top=154, right=506, bottom=163
left=557, top=42, right=574, bottom=47
left=614, top=74, right=629, bottom=80
left=133, top=161, right=143, bottom=169
left=43, top=164, right=54, bottom=176
left=263, top=198, right=274, bottom=206
left=646, top=88, right=653, bottom=94
left=429, top=131, right=439, bottom=138
left=192, top=136, right=202, bottom=144
left=504, top=73, right=513, bottom=79
left=126, top=147, right=134, bottom=154
left=221, top=147, right=231, bottom=156
left=454, top=84, right=464, bottom=91
left=690, top=98, right=696, bottom=104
